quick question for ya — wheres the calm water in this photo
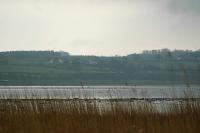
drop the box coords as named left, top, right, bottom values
left=0, top=86, right=200, bottom=99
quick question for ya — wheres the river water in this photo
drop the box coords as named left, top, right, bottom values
left=0, top=86, right=200, bottom=99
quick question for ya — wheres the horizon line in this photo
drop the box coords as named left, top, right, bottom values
left=0, top=48, right=200, bottom=56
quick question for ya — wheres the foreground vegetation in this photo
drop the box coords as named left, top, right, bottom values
left=0, top=99, right=200, bottom=133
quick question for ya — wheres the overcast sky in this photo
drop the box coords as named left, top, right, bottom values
left=0, top=0, right=200, bottom=55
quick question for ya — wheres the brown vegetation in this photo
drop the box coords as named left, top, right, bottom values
left=0, top=99, right=200, bottom=133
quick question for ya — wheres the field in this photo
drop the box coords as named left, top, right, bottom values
left=0, top=98, right=200, bottom=133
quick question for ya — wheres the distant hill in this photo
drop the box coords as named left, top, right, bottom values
left=0, top=49, right=200, bottom=86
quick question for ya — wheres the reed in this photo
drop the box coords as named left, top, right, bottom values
left=0, top=98, right=200, bottom=133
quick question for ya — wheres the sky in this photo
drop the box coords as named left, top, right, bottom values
left=0, top=0, right=200, bottom=56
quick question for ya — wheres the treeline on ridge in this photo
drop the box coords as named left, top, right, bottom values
left=0, top=49, right=199, bottom=85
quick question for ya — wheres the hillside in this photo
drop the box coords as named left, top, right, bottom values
left=0, top=49, right=200, bottom=86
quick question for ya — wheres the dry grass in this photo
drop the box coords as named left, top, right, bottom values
left=0, top=99, right=200, bottom=133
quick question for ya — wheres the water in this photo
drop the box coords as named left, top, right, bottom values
left=0, top=86, right=200, bottom=99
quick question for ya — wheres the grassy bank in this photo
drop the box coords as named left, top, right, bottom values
left=0, top=99, right=200, bottom=133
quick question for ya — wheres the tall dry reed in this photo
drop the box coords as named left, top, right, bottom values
left=0, top=99, right=200, bottom=133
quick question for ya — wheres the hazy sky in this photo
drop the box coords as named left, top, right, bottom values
left=0, top=0, right=200, bottom=55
